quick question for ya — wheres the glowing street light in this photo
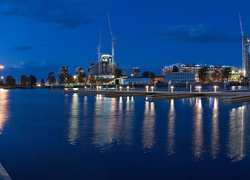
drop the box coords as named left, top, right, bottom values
left=171, top=86, right=174, bottom=93
left=151, top=86, right=154, bottom=92
left=127, top=86, right=129, bottom=91
left=0, top=65, right=4, bottom=81
left=119, top=86, right=122, bottom=91
left=214, top=86, right=217, bottom=92
left=198, top=86, right=201, bottom=92
left=146, top=85, right=148, bottom=92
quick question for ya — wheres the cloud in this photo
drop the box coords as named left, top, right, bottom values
left=0, top=0, right=98, bottom=28
left=11, top=45, right=34, bottom=51
left=154, top=24, right=239, bottom=43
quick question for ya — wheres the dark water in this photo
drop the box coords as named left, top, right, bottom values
left=0, top=89, right=250, bottom=180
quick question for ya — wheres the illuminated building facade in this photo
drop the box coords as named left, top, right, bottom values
left=130, top=67, right=141, bottom=77
left=243, top=37, right=250, bottom=77
left=60, top=66, right=68, bottom=76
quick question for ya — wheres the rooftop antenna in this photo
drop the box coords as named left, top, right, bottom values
left=97, top=27, right=102, bottom=74
left=107, top=12, right=116, bottom=74
left=239, top=13, right=246, bottom=77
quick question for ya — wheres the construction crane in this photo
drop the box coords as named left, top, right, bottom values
left=107, top=12, right=116, bottom=73
left=239, top=13, right=246, bottom=77
left=97, top=27, right=102, bottom=75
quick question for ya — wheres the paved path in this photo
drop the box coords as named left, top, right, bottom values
left=0, top=163, right=11, bottom=180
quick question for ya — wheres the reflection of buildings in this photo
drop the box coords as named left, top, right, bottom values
left=211, top=98, right=219, bottom=159
left=167, top=99, right=175, bottom=155
left=228, top=105, right=246, bottom=162
left=142, top=101, right=155, bottom=149
left=193, top=98, right=203, bottom=159
left=68, top=94, right=80, bottom=145
left=93, top=94, right=110, bottom=146
left=0, top=89, right=9, bottom=134
left=92, top=96, right=135, bottom=148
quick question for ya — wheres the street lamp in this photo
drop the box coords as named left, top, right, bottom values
left=0, top=65, right=4, bottom=82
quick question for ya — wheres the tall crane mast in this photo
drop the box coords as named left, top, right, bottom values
left=239, top=13, right=247, bottom=77
left=107, top=12, right=116, bottom=73
left=97, top=28, right=102, bottom=75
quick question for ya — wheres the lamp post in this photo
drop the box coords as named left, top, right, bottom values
left=0, top=65, right=4, bottom=81
left=146, top=85, right=148, bottom=92
left=198, top=86, right=201, bottom=92
left=214, top=86, right=217, bottom=92
left=151, top=86, right=154, bottom=92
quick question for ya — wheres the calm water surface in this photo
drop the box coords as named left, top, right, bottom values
left=0, top=88, right=250, bottom=180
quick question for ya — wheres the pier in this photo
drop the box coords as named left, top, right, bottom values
left=51, top=88, right=250, bottom=103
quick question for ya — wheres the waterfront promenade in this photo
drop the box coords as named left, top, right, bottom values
left=51, top=88, right=250, bottom=103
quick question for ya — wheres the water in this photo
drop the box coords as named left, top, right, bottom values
left=0, top=88, right=250, bottom=179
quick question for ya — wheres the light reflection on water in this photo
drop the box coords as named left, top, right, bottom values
left=193, top=98, right=203, bottom=159
left=211, top=98, right=219, bottom=159
left=68, top=94, right=80, bottom=145
left=93, top=94, right=110, bottom=146
left=142, top=101, right=155, bottom=149
left=167, top=99, right=175, bottom=155
left=0, top=89, right=9, bottom=134
left=64, top=94, right=250, bottom=162
left=92, top=96, right=135, bottom=148
left=228, top=104, right=246, bottom=162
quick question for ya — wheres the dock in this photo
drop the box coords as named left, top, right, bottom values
left=0, top=163, right=11, bottom=180
left=51, top=88, right=250, bottom=103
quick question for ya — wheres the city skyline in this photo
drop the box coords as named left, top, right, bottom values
left=0, top=0, right=249, bottom=80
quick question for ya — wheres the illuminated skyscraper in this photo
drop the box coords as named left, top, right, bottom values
left=239, top=14, right=250, bottom=77
left=243, top=37, right=250, bottom=77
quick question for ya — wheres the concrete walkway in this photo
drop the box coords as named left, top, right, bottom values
left=0, top=163, right=11, bottom=180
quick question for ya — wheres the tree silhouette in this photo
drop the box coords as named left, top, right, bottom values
left=221, top=67, right=232, bottom=81
left=172, top=66, right=179, bottom=72
left=6, top=75, right=16, bottom=86
left=28, top=75, right=37, bottom=86
left=47, top=72, right=56, bottom=85
left=198, top=67, right=209, bottom=82
left=20, top=75, right=29, bottom=86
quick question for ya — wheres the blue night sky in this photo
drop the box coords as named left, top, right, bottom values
left=0, top=0, right=249, bottom=81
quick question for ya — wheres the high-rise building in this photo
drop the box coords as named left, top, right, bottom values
left=60, top=66, right=68, bottom=76
left=242, top=37, right=250, bottom=77
left=130, top=67, right=141, bottom=77
left=76, top=67, right=84, bottom=75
